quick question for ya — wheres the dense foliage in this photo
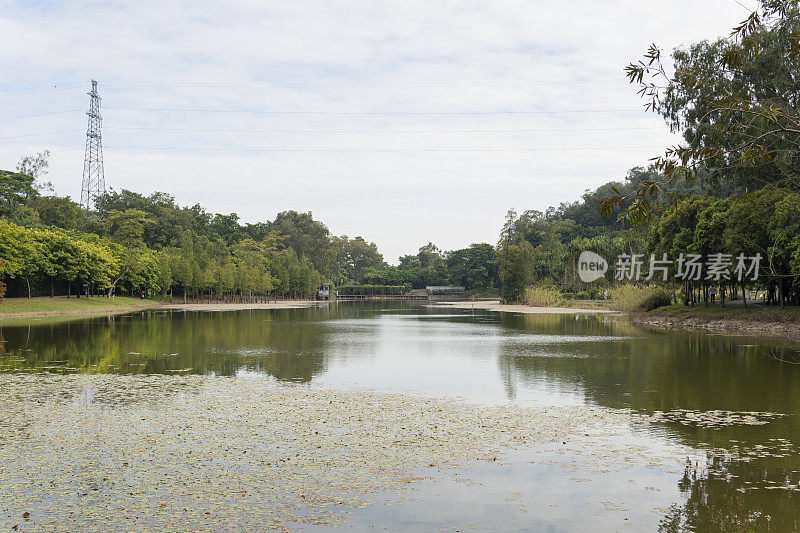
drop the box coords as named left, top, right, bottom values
left=0, top=174, right=501, bottom=299
left=0, top=181, right=346, bottom=299
left=607, top=0, right=800, bottom=222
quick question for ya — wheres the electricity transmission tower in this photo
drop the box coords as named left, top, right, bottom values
left=81, top=80, right=106, bottom=216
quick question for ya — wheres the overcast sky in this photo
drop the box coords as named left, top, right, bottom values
left=1, top=0, right=748, bottom=263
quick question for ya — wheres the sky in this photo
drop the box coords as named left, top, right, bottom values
left=0, top=0, right=750, bottom=263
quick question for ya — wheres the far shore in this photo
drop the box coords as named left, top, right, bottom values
left=436, top=299, right=800, bottom=340
left=3, top=297, right=799, bottom=340
left=433, top=299, right=618, bottom=315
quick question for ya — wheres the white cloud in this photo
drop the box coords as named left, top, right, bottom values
left=0, top=0, right=746, bottom=262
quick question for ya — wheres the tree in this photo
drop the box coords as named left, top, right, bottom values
left=210, top=213, right=245, bottom=245
left=345, top=236, right=383, bottom=284
left=273, top=211, right=332, bottom=275
left=16, top=151, right=51, bottom=192
left=446, top=243, right=498, bottom=291
left=497, top=209, right=537, bottom=302
left=0, top=220, right=41, bottom=298
left=106, top=209, right=151, bottom=296
left=0, top=170, right=38, bottom=217
left=497, top=241, right=535, bottom=303
left=330, top=235, right=384, bottom=285
left=29, top=195, right=85, bottom=230
left=605, top=0, right=800, bottom=222
left=157, top=251, right=175, bottom=300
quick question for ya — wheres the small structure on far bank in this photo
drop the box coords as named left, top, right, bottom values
left=426, top=286, right=465, bottom=301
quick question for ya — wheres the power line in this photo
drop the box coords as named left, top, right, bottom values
left=0, top=143, right=665, bottom=160
left=0, top=84, right=86, bottom=96
left=731, top=0, right=754, bottom=12
left=0, top=148, right=82, bottom=160
left=100, top=79, right=621, bottom=88
left=0, top=125, right=666, bottom=141
left=0, top=78, right=625, bottom=94
left=105, top=106, right=641, bottom=115
left=0, top=125, right=667, bottom=142
left=102, top=126, right=663, bottom=134
left=0, top=130, right=83, bottom=140
left=0, top=110, right=83, bottom=120
left=103, top=144, right=665, bottom=152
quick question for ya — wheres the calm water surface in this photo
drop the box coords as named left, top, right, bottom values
left=2, top=302, right=800, bottom=531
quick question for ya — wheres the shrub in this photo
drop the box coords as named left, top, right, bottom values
left=575, top=288, right=600, bottom=300
left=609, top=285, right=672, bottom=311
left=639, top=287, right=672, bottom=311
left=524, top=285, right=564, bottom=307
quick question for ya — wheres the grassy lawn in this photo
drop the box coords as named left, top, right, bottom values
left=650, top=303, right=800, bottom=322
left=0, top=296, right=159, bottom=316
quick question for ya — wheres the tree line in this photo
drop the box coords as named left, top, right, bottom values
left=0, top=164, right=502, bottom=299
left=0, top=165, right=353, bottom=299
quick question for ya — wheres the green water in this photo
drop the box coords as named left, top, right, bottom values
left=1, top=302, right=799, bottom=531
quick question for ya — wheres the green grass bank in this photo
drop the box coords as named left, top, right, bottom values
left=0, top=296, right=163, bottom=325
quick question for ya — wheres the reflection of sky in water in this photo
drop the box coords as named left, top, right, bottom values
left=315, top=314, right=601, bottom=406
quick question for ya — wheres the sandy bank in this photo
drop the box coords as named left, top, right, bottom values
left=163, top=300, right=319, bottom=311
left=434, top=299, right=619, bottom=315
left=0, top=300, right=321, bottom=325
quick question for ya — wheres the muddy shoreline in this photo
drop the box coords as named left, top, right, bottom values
left=625, top=312, right=800, bottom=341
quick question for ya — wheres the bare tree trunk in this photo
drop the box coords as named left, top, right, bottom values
left=24, top=276, right=31, bottom=299
left=107, top=266, right=129, bottom=298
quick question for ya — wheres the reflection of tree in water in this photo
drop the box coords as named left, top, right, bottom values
left=497, top=351, right=517, bottom=400
left=659, top=454, right=799, bottom=532
left=0, top=302, right=410, bottom=381
left=494, top=313, right=800, bottom=530
left=497, top=317, right=800, bottom=418
left=0, top=307, right=350, bottom=381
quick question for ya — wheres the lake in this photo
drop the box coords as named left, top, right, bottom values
left=1, top=302, right=799, bottom=531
